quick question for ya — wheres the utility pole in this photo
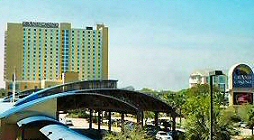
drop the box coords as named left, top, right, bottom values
left=209, top=70, right=224, bottom=140
left=12, top=68, right=16, bottom=103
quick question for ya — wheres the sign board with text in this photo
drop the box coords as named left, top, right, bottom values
left=233, top=92, right=253, bottom=105
left=22, top=22, right=59, bottom=28
left=232, top=64, right=253, bottom=88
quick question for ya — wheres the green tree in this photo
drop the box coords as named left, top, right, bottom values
left=141, top=88, right=187, bottom=127
left=144, top=111, right=155, bottom=125
left=0, top=88, right=7, bottom=98
left=183, top=84, right=234, bottom=140
left=139, top=88, right=160, bottom=99
left=237, top=104, right=254, bottom=135
left=103, top=125, right=152, bottom=140
left=159, top=90, right=186, bottom=127
left=173, top=90, right=186, bottom=127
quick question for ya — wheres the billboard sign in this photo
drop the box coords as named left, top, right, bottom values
left=22, top=22, right=59, bottom=28
left=233, top=92, right=253, bottom=105
left=232, top=64, right=253, bottom=88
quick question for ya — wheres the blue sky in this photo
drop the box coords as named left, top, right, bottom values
left=0, top=0, right=253, bottom=91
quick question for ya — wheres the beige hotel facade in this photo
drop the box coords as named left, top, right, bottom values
left=4, top=21, right=109, bottom=92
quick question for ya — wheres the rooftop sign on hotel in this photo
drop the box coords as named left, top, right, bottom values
left=22, top=22, right=59, bottom=28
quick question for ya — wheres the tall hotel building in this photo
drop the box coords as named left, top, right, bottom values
left=4, top=22, right=108, bottom=91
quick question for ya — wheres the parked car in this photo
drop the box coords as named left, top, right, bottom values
left=125, top=121, right=135, bottom=130
left=155, top=131, right=173, bottom=140
left=65, top=119, right=73, bottom=126
left=144, top=125, right=157, bottom=137
left=168, top=130, right=185, bottom=140
left=240, top=122, right=247, bottom=128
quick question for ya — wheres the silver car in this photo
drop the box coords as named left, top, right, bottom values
left=155, top=131, right=173, bottom=140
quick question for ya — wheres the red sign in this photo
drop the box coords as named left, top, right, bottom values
left=233, top=92, right=253, bottom=105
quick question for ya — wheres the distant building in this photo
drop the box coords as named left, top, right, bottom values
left=4, top=22, right=109, bottom=92
left=189, top=70, right=227, bottom=91
left=189, top=70, right=209, bottom=88
left=189, top=64, right=254, bottom=106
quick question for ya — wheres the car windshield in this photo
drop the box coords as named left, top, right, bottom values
left=159, top=132, right=167, bottom=135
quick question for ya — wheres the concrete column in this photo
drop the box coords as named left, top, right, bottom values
left=172, top=115, right=176, bottom=140
left=108, top=111, right=112, bottom=131
left=21, top=127, right=25, bottom=140
left=141, top=111, right=144, bottom=128
left=121, top=113, right=125, bottom=131
left=137, top=111, right=143, bottom=127
left=98, top=111, right=101, bottom=131
left=89, top=109, right=93, bottom=129
left=155, top=112, right=159, bottom=129
left=56, top=111, right=59, bottom=121
left=137, top=112, right=140, bottom=124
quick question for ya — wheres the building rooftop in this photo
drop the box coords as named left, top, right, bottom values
left=190, top=69, right=228, bottom=77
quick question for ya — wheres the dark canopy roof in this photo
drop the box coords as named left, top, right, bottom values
left=12, top=80, right=176, bottom=116
left=0, top=92, right=138, bottom=118
left=57, top=92, right=139, bottom=113
left=72, top=89, right=173, bottom=113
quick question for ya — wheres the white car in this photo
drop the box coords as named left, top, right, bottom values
left=155, top=131, right=173, bottom=140
left=240, top=122, right=247, bottom=128
left=65, top=119, right=73, bottom=126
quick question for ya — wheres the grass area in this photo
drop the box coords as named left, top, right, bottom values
left=67, top=109, right=90, bottom=118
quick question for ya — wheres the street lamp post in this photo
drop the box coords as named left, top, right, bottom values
left=209, top=70, right=224, bottom=140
